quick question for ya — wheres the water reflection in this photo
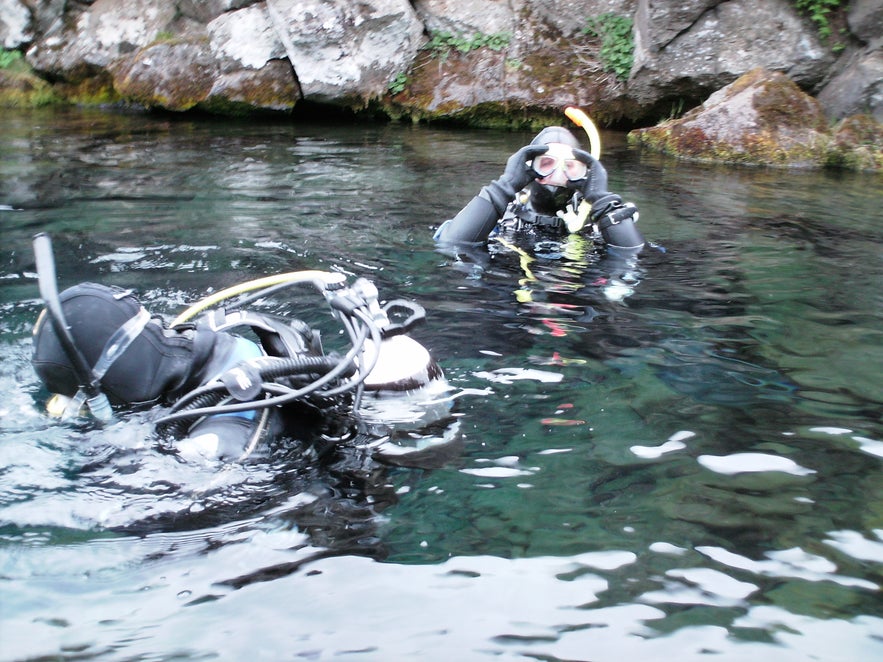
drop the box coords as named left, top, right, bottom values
left=1, top=108, right=881, bottom=660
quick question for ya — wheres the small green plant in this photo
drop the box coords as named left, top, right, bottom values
left=0, top=48, right=23, bottom=69
left=388, top=72, right=409, bottom=95
left=582, top=13, right=634, bottom=80
left=791, top=0, right=844, bottom=39
left=668, top=97, right=686, bottom=120
left=423, top=30, right=511, bottom=62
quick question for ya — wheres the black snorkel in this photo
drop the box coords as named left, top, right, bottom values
left=33, top=233, right=114, bottom=422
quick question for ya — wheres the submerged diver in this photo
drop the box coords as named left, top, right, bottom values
left=434, top=123, right=644, bottom=252
left=31, top=235, right=446, bottom=462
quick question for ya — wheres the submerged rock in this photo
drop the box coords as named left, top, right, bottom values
left=628, top=68, right=882, bottom=170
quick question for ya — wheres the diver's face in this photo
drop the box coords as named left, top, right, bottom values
left=532, top=142, right=587, bottom=187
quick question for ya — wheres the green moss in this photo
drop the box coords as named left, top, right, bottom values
left=824, top=114, right=883, bottom=171
left=0, top=51, right=66, bottom=107
left=753, top=78, right=827, bottom=132
left=0, top=48, right=24, bottom=70
left=627, top=68, right=871, bottom=169
left=0, top=70, right=64, bottom=107
left=629, top=119, right=836, bottom=168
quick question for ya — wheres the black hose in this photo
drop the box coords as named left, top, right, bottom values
left=154, top=354, right=356, bottom=436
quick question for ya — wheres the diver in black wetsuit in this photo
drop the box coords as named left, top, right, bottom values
left=433, top=126, right=644, bottom=252
left=31, top=240, right=445, bottom=462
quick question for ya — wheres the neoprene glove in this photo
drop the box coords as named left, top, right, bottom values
left=505, top=144, right=550, bottom=190
left=565, top=148, right=609, bottom=202
left=482, top=144, right=550, bottom=214
left=565, top=148, right=639, bottom=222
left=565, top=148, right=643, bottom=248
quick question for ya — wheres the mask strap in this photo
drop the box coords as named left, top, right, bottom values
left=92, top=307, right=152, bottom=379
left=61, top=307, right=152, bottom=419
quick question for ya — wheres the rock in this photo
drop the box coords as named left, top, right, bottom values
left=0, top=65, right=60, bottom=107
left=26, top=0, right=179, bottom=79
left=206, top=60, right=300, bottom=113
left=207, top=4, right=285, bottom=71
left=633, top=0, right=719, bottom=53
left=814, top=0, right=883, bottom=124
left=0, top=0, right=32, bottom=48
left=3, top=0, right=879, bottom=138
left=525, top=0, right=634, bottom=39
left=395, top=0, right=640, bottom=126
left=265, top=0, right=424, bottom=104
left=847, top=0, right=883, bottom=44
left=112, top=40, right=217, bottom=112
left=817, top=47, right=883, bottom=122
left=413, top=0, right=513, bottom=36
left=628, top=68, right=834, bottom=167
left=630, top=0, right=834, bottom=109
left=827, top=113, right=883, bottom=170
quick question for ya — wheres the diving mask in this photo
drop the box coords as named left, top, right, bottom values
left=531, top=143, right=588, bottom=182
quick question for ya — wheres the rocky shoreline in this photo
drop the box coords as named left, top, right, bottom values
left=1, top=0, right=880, bottom=169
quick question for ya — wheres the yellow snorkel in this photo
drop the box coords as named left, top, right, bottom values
left=564, top=106, right=602, bottom=160
left=560, top=106, right=602, bottom=233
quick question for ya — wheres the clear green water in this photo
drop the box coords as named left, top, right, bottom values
left=1, top=108, right=881, bottom=660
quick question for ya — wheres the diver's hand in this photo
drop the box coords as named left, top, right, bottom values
left=565, top=148, right=609, bottom=201
left=480, top=144, right=550, bottom=217
left=501, top=144, right=549, bottom=192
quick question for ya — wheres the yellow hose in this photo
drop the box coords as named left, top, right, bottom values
left=564, top=106, right=602, bottom=160
left=170, top=270, right=346, bottom=327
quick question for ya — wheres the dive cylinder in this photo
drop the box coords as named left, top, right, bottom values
left=363, top=335, right=444, bottom=394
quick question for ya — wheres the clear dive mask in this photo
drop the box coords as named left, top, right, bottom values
left=531, top=144, right=588, bottom=182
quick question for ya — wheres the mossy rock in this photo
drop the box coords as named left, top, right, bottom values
left=824, top=114, right=883, bottom=171
left=0, top=52, right=65, bottom=107
left=629, top=68, right=881, bottom=171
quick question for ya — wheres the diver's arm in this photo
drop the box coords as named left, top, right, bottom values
left=434, top=144, right=549, bottom=245
left=590, top=194, right=644, bottom=250
left=433, top=188, right=508, bottom=244
left=568, top=149, right=645, bottom=250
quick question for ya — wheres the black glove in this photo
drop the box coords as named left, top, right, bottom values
left=565, top=148, right=610, bottom=201
left=504, top=144, right=550, bottom=190
left=482, top=144, right=549, bottom=214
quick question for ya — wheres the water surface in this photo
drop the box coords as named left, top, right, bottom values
left=1, top=108, right=881, bottom=660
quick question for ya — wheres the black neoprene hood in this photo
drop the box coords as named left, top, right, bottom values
left=32, top=282, right=198, bottom=405
left=530, top=126, right=582, bottom=149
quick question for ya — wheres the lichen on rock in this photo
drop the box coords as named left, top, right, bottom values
left=629, top=68, right=880, bottom=170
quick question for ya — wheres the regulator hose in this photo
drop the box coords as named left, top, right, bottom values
left=170, top=270, right=346, bottom=328
left=154, top=353, right=357, bottom=437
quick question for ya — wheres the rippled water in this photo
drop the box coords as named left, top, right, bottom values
left=1, top=108, right=881, bottom=660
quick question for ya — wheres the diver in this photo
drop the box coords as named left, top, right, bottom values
left=30, top=234, right=447, bottom=462
left=433, top=118, right=644, bottom=252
